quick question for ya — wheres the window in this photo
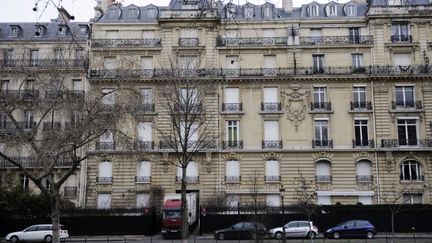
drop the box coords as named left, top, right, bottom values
left=58, top=25, right=67, bottom=36
left=138, top=122, right=152, bottom=144
left=10, top=26, right=18, bottom=37
left=262, top=87, right=278, bottom=111
left=136, top=193, right=150, bottom=208
left=328, top=5, right=337, bottom=16
left=128, top=8, right=138, bottom=18
left=97, top=194, right=111, bottom=209
left=180, top=87, right=198, bottom=110
left=79, top=26, right=88, bottom=36
left=98, top=161, right=112, bottom=183
left=146, top=8, right=157, bottom=18
left=310, top=5, right=319, bottom=16
left=356, top=160, right=372, bottom=181
left=265, top=160, right=280, bottom=181
left=101, top=89, right=115, bottom=106
left=30, top=50, right=39, bottom=67
left=354, top=120, right=369, bottom=147
left=310, top=28, right=322, bottom=43
left=35, top=25, right=44, bottom=37
left=314, top=120, right=329, bottom=146
left=226, top=120, right=240, bottom=147
left=263, top=55, right=276, bottom=76
left=391, top=23, right=410, bottom=42
left=349, top=27, right=360, bottom=44
left=140, top=57, right=154, bottom=72
left=226, top=56, right=239, bottom=76
left=179, top=29, right=199, bottom=47
left=226, top=195, right=239, bottom=207
left=395, top=86, right=414, bottom=108
left=353, top=86, right=366, bottom=108
left=345, top=5, right=356, bottom=16
left=72, top=79, right=82, bottom=91
left=99, top=131, right=114, bottom=150
left=393, top=53, right=411, bottom=66
left=313, top=87, right=327, bottom=105
left=107, top=9, right=120, bottom=18
left=244, top=7, right=254, bottom=18
left=312, top=55, right=324, bottom=73
left=223, top=87, right=241, bottom=112
left=315, top=160, right=332, bottom=181
left=264, top=121, right=279, bottom=148
left=178, top=55, right=199, bottom=70
left=54, top=49, right=63, bottom=61
left=180, top=122, right=198, bottom=147
left=20, top=174, right=29, bottom=191
left=397, top=119, right=418, bottom=146
left=401, top=161, right=422, bottom=181
left=389, top=0, right=402, bottom=5
left=263, top=7, right=273, bottom=18
left=225, top=160, right=240, bottom=182
left=266, top=195, right=281, bottom=207
left=1, top=80, right=9, bottom=91
left=75, top=49, right=84, bottom=60
left=3, top=49, right=13, bottom=66
left=23, top=110, right=33, bottom=129
left=176, top=161, right=199, bottom=182
left=141, top=88, right=153, bottom=106
left=352, top=54, right=363, bottom=69
left=136, top=161, right=151, bottom=182
left=403, top=193, right=422, bottom=204
left=226, top=5, right=237, bottom=18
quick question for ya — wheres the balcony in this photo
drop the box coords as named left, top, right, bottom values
left=261, top=102, right=281, bottom=112
left=315, top=175, right=332, bottom=182
left=352, top=140, right=374, bottom=148
left=176, top=176, right=199, bottom=183
left=90, top=69, right=154, bottom=79
left=92, top=38, right=161, bottom=48
left=262, top=140, right=282, bottom=149
left=64, top=186, right=77, bottom=199
left=42, top=122, right=62, bottom=132
left=96, top=177, right=113, bottom=184
left=216, top=37, right=288, bottom=47
left=134, top=140, right=154, bottom=151
left=391, top=35, right=412, bottom=43
left=0, top=156, right=74, bottom=168
left=0, top=90, right=40, bottom=100
left=0, top=59, right=86, bottom=69
left=310, top=102, right=332, bottom=111
left=265, top=175, right=281, bottom=182
left=371, top=65, right=431, bottom=75
left=391, top=101, right=423, bottom=110
left=135, top=176, right=151, bottom=183
left=350, top=101, right=372, bottom=111
left=312, top=140, right=333, bottom=148
left=222, top=103, right=242, bottom=113
left=300, top=35, right=373, bottom=46
left=225, top=176, right=241, bottom=182
left=0, top=122, right=36, bottom=134
left=95, top=142, right=115, bottom=151
left=381, top=139, right=432, bottom=148
left=178, top=38, right=199, bottom=47
left=133, top=104, right=155, bottom=114
left=222, top=141, right=243, bottom=149
left=66, top=90, right=85, bottom=100
left=356, top=175, right=373, bottom=182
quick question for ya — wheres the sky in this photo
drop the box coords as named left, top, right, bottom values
left=0, top=0, right=345, bottom=22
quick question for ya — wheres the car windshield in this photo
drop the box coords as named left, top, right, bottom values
left=24, top=226, right=38, bottom=232
left=164, top=210, right=181, bottom=219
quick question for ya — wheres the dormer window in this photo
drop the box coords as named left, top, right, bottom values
left=226, top=5, right=237, bottom=18
left=263, top=7, right=273, bottom=18
left=10, top=26, right=18, bottom=37
left=309, top=4, right=319, bottom=17
left=146, top=8, right=157, bottom=18
left=345, top=5, right=356, bottom=16
left=35, top=25, right=45, bottom=37
left=79, top=26, right=88, bottom=36
left=327, top=5, right=337, bottom=16
left=107, top=9, right=120, bottom=18
left=58, top=25, right=67, bottom=36
left=128, top=8, right=138, bottom=18
left=244, top=7, right=254, bottom=18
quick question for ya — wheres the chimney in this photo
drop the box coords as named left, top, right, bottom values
left=283, top=0, right=293, bottom=13
left=101, top=0, right=115, bottom=11
left=57, top=6, right=74, bottom=23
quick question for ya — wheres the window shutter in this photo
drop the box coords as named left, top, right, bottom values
left=138, top=122, right=152, bottom=141
left=97, top=194, right=111, bottom=209
left=136, top=193, right=150, bottom=208
left=137, top=161, right=151, bottom=177
left=393, top=53, right=411, bottom=66
left=315, top=161, right=331, bottom=176
left=98, top=161, right=112, bottom=177
left=224, top=88, right=239, bottom=103
left=263, top=87, right=277, bottom=103
left=264, top=55, right=276, bottom=69
left=264, top=121, right=279, bottom=140
left=140, top=57, right=153, bottom=69
left=356, top=160, right=371, bottom=176
left=186, top=161, right=199, bottom=177
left=266, top=194, right=281, bottom=207
left=265, top=160, right=279, bottom=176
left=226, top=160, right=240, bottom=177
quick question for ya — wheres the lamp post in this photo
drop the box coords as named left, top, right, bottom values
left=279, top=185, right=286, bottom=243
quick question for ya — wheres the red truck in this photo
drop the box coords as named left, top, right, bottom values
left=161, top=193, right=198, bottom=238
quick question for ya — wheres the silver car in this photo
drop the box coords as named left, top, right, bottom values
left=268, top=221, right=318, bottom=239
left=5, top=224, right=69, bottom=243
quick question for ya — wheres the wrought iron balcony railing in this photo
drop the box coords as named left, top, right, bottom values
left=350, top=101, right=372, bottom=111
left=64, top=186, right=78, bottom=199
left=262, top=140, right=282, bottom=149
left=135, top=176, right=151, bottom=183
left=261, top=102, right=281, bottom=112
left=225, top=176, right=241, bottom=182
left=176, top=176, right=199, bottom=183
left=0, top=156, right=75, bottom=168
left=134, top=103, right=155, bottom=113
left=311, top=102, right=332, bottom=111
left=96, top=177, right=113, bottom=184
left=92, top=38, right=162, bottom=48
left=216, top=37, right=288, bottom=47
left=0, top=90, right=40, bottom=100
left=134, top=140, right=154, bottom=150
left=222, top=103, right=242, bottom=112
left=356, top=175, right=373, bottom=182
left=0, top=59, right=86, bottom=69
left=312, top=140, right=333, bottom=148
left=179, top=38, right=199, bottom=47
left=42, top=122, right=62, bottom=131
left=0, top=122, right=36, bottom=134
left=66, top=90, right=85, bottom=100
left=222, top=140, right=243, bottom=149
left=352, top=139, right=374, bottom=148
left=381, top=139, right=432, bottom=148
left=300, top=35, right=373, bottom=46
left=265, top=175, right=281, bottom=182
left=371, top=65, right=431, bottom=75
left=95, top=142, right=115, bottom=151
left=391, top=101, right=423, bottom=110
left=391, top=35, right=412, bottom=43
left=315, top=175, right=332, bottom=182
left=90, top=69, right=154, bottom=79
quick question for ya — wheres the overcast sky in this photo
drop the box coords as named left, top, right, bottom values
left=0, top=0, right=344, bottom=22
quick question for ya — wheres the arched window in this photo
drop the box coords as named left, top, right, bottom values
left=265, top=160, right=280, bottom=181
left=400, top=160, right=423, bottom=181
left=97, top=161, right=112, bottom=183
left=356, top=160, right=372, bottom=181
left=225, top=160, right=240, bottom=182
left=315, top=160, right=332, bottom=182
left=136, top=161, right=151, bottom=182
left=177, top=161, right=199, bottom=182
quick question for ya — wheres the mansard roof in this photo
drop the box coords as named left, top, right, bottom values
left=97, top=4, right=160, bottom=23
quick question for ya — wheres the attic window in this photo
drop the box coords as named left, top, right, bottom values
left=107, top=9, right=120, bottom=18
left=310, top=5, right=319, bottom=17
left=346, top=5, right=356, bottom=16
left=244, top=7, right=254, bottom=18
left=10, top=26, right=18, bottom=37
left=226, top=5, right=236, bottom=18
left=128, top=8, right=138, bottom=18
left=35, top=25, right=45, bottom=37
left=79, top=26, right=88, bottom=36
left=328, top=5, right=337, bottom=16
left=58, top=25, right=67, bottom=36
left=146, top=8, right=157, bottom=18
left=263, top=7, right=273, bottom=18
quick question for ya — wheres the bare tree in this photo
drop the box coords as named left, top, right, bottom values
left=292, top=174, right=317, bottom=241
left=157, top=60, right=216, bottom=242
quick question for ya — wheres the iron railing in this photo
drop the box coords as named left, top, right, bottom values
left=178, top=38, right=199, bottom=47
left=300, top=35, right=373, bottom=46
left=312, top=140, right=333, bottom=148
left=64, top=186, right=78, bottom=199
left=315, top=175, right=332, bottom=182
left=92, top=38, right=161, bottom=48
left=222, top=141, right=243, bottom=149
left=95, top=142, right=116, bottom=151
left=222, top=103, right=242, bottom=112
left=261, top=102, right=281, bottom=112
left=262, top=140, right=282, bottom=149
left=42, top=122, right=62, bottom=131
left=391, top=101, right=423, bottom=110
left=311, top=102, right=332, bottom=111
left=0, top=122, right=36, bottom=133
left=135, top=176, right=151, bottom=183
left=225, top=176, right=241, bottom=182
left=134, top=140, right=154, bottom=150
left=133, top=103, right=155, bottom=113
left=96, top=177, right=113, bottom=183
left=356, top=175, right=373, bottom=182
left=350, top=101, right=372, bottom=110
left=176, top=176, right=199, bottom=183
left=0, top=156, right=75, bottom=168
left=217, top=37, right=288, bottom=47
left=0, top=59, right=86, bottom=69
left=352, top=139, right=374, bottom=148
left=391, top=35, right=412, bottom=43
left=381, top=139, right=432, bottom=148
left=0, top=90, right=40, bottom=100
left=265, top=175, right=281, bottom=182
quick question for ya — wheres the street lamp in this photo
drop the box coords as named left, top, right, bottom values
left=279, top=184, right=286, bottom=243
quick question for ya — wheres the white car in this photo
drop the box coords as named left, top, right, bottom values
left=268, top=220, right=318, bottom=239
left=5, top=224, right=69, bottom=243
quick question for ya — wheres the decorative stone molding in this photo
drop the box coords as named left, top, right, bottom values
left=312, top=151, right=333, bottom=162
left=222, top=152, right=243, bottom=161
left=282, top=82, right=310, bottom=131
left=261, top=152, right=282, bottom=161
left=353, top=152, right=374, bottom=162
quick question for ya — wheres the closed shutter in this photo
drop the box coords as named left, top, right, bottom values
left=315, top=161, right=331, bottom=176
left=180, top=28, right=198, bottom=38
left=224, top=88, right=239, bottom=103
left=137, top=161, right=151, bottom=177
left=100, top=131, right=113, bottom=143
left=264, top=55, right=277, bottom=76
left=141, top=88, right=153, bottom=105
left=266, top=194, right=281, bottom=207
left=358, top=196, right=372, bottom=205
left=97, top=194, right=111, bottom=209
left=265, top=160, right=279, bottom=177
left=140, top=57, right=153, bottom=69
left=187, top=161, right=198, bottom=177
left=263, top=87, right=277, bottom=103
left=264, top=121, right=279, bottom=140
left=356, top=160, right=371, bottom=176
left=138, top=122, right=152, bottom=141
left=393, top=53, right=411, bottom=66
left=98, top=161, right=112, bottom=177
left=136, top=193, right=150, bottom=208
left=226, top=160, right=240, bottom=177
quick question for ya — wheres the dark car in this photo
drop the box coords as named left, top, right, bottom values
left=214, top=221, right=267, bottom=240
left=324, top=220, right=376, bottom=239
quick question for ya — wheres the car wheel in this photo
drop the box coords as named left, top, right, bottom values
left=366, top=231, right=374, bottom=239
left=217, top=232, right=225, bottom=240
left=333, top=232, right=340, bottom=239
left=275, top=231, right=283, bottom=240
left=251, top=232, right=258, bottom=240
left=307, top=232, right=316, bottom=239
left=10, top=236, right=19, bottom=243
left=44, top=235, right=53, bottom=243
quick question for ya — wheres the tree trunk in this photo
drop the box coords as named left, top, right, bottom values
left=181, top=163, right=189, bottom=243
left=391, top=213, right=395, bottom=243
left=50, top=187, right=61, bottom=243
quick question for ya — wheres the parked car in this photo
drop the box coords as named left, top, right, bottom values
left=324, top=220, right=376, bottom=239
left=213, top=221, right=267, bottom=240
left=5, top=224, right=69, bottom=243
left=268, top=220, right=318, bottom=239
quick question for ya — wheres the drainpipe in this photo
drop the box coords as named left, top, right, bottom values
left=371, top=78, right=381, bottom=204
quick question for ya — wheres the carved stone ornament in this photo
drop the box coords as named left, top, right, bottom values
left=312, top=151, right=333, bottom=161
left=162, top=152, right=170, bottom=173
left=261, top=152, right=283, bottom=161
left=353, top=152, right=374, bottom=162
left=282, top=82, right=309, bottom=131
left=385, top=151, right=394, bottom=172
